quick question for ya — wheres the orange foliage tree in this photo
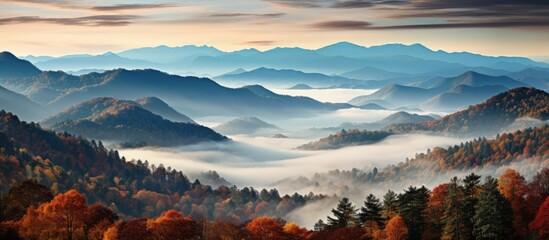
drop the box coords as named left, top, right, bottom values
left=146, top=210, right=201, bottom=240
left=19, top=189, right=87, bottom=240
left=498, top=168, right=528, bottom=237
left=385, top=215, right=408, bottom=240
left=246, top=216, right=287, bottom=240
left=423, top=183, right=449, bottom=240
left=283, top=221, right=310, bottom=239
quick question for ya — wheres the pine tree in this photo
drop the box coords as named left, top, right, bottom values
left=359, top=194, right=383, bottom=230
left=383, top=190, right=398, bottom=220
left=397, top=186, right=430, bottom=240
left=463, top=172, right=481, bottom=239
left=442, top=177, right=466, bottom=240
left=473, top=177, right=513, bottom=240
left=327, top=197, right=358, bottom=228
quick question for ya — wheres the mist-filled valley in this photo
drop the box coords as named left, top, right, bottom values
left=1, top=7, right=549, bottom=238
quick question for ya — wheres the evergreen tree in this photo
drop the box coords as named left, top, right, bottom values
left=327, top=197, right=358, bottom=228
left=383, top=190, right=398, bottom=220
left=359, top=194, right=383, bottom=229
left=397, top=186, right=430, bottom=240
left=442, top=177, right=467, bottom=240
left=473, top=177, right=513, bottom=240
left=463, top=172, right=481, bottom=239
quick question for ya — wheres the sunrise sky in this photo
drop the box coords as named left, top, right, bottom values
left=1, top=0, right=548, bottom=58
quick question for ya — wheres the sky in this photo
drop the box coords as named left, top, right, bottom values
left=1, top=0, right=548, bottom=57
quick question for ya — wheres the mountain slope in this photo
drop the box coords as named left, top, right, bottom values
left=135, top=97, right=194, bottom=123
left=386, top=87, right=549, bottom=135
left=349, top=84, right=437, bottom=107
left=214, top=117, right=279, bottom=135
left=298, top=129, right=393, bottom=150
left=425, top=71, right=526, bottom=90
left=420, top=84, right=509, bottom=111
left=0, top=51, right=41, bottom=78
left=44, top=97, right=226, bottom=147
left=340, top=66, right=408, bottom=80
left=379, top=111, right=435, bottom=126
left=0, top=85, right=44, bottom=121
left=0, top=71, right=101, bottom=104
left=506, top=68, right=549, bottom=90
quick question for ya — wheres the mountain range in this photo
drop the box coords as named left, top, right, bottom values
left=0, top=53, right=350, bottom=119
left=20, top=42, right=548, bottom=77
left=349, top=71, right=528, bottom=110
left=215, top=67, right=368, bottom=88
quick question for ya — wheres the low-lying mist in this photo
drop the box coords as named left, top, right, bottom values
left=271, top=88, right=378, bottom=103
left=118, top=133, right=466, bottom=190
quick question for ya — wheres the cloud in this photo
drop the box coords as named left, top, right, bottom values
left=0, top=15, right=140, bottom=26
left=91, top=4, right=174, bottom=11
left=393, top=0, right=549, bottom=20
left=332, top=0, right=409, bottom=8
left=410, top=0, right=548, bottom=11
left=266, top=0, right=548, bottom=29
left=181, top=12, right=286, bottom=25
left=312, top=19, right=549, bottom=30
left=5, top=0, right=70, bottom=4
left=263, top=0, right=328, bottom=8
left=312, top=20, right=372, bottom=30
left=5, top=1, right=177, bottom=12
left=242, top=40, right=276, bottom=46
left=264, top=0, right=407, bottom=8
left=207, top=12, right=285, bottom=18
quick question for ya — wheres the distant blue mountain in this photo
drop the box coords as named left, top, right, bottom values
left=34, top=52, right=157, bottom=71
left=117, top=45, right=223, bottom=63
left=20, top=55, right=54, bottom=63
left=350, top=71, right=529, bottom=110
left=340, top=66, right=409, bottom=80
left=317, top=41, right=546, bottom=69
left=420, top=85, right=509, bottom=111
left=21, top=42, right=548, bottom=77
left=505, top=67, right=549, bottom=90
left=215, top=67, right=369, bottom=88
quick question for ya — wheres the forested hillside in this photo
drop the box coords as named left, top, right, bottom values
left=0, top=110, right=324, bottom=224
left=280, top=125, right=548, bottom=196
left=386, top=87, right=548, bottom=135
left=303, top=87, right=548, bottom=150
left=44, top=97, right=227, bottom=147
